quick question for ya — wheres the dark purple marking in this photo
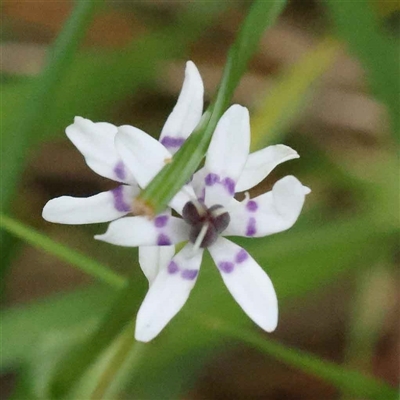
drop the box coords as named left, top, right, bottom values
left=113, top=161, right=126, bottom=180
left=157, top=233, right=171, bottom=246
left=154, top=215, right=169, bottom=228
left=246, top=217, right=257, bottom=237
left=246, top=200, right=258, bottom=212
left=160, top=136, right=185, bottom=148
left=222, top=177, right=235, bottom=195
left=235, top=249, right=248, bottom=264
left=111, top=186, right=130, bottom=212
left=181, top=269, right=198, bottom=280
left=205, top=173, right=220, bottom=186
left=218, top=261, right=234, bottom=273
left=167, top=261, right=179, bottom=274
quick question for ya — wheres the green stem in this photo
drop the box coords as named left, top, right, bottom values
left=197, top=314, right=397, bottom=400
left=0, top=214, right=125, bottom=289
left=139, top=0, right=287, bottom=215
left=0, top=0, right=101, bottom=289
left=2, top=215, right=396, bottom=398
left=89, top=322, right=147, bottom=400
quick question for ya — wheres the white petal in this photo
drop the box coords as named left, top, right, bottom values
left=159, top=61, right=204, bottom=154
left=135, top=243, right=203, bottom=342
left=209, top=237, right=278, bottom=332
left=139, top=245, right=175, bottom=285
left=115, top=125, right=171, bottom=189
left=95, top=214, right=189, bottom=247
left=204, top=105, right=250, bottom=206
left=236, top=145, right=299, bottom=192
left=224, top=176, right=310, bottom=237
left=42, top=185, right=138, bottom=225
left=66, top=117, right=135, bottom=184
left=169, top=185, right=197, bottom=215
left=190, top=167, right=207, bottom=201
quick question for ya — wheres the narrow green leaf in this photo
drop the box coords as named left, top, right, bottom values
left=49, top=270, right=145, bottom=399
left=139, top=0, right=287, bottom=214
left=199, top=315, right=397, bottom=400
left=251, top=37, right=340, bottom=148
left=326, top=0, right=399, bottom=141
left=0, top=214, right=125, bottom=289
left=0, top=0, right=101, bottom=291
left=2, top=213, right=396, bottom=399
left=1, top=0, right=101, bottom=213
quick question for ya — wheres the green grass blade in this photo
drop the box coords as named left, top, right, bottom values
left=326, top=0, right=399, bottom=141
left=200, top=315, right=397, bottom=400
left=0, top=0, right=101, bottom=291
left=2, top=213, right=396, bottom=399
left=0, top=214, right=125, bottom=289
left=251, top=37, right=340, bottom=148
left=139, top=0, right=287, bottom=215
left=1, top=0, right=101, bottom=212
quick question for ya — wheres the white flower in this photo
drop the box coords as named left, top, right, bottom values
left=95, top=105, right=311, bottom=342
left=42, top=60, right=204, bottom=227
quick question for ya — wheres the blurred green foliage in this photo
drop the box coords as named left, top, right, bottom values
left=1, top=0, right=398, bottom=399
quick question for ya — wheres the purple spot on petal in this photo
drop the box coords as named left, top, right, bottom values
left=222, top=177, right=235, bottom=195
left=154, top=215, right=169, bottom=228
left=181, top=269, right=198, bottom=280
left=113, top=161, right=126, bottom=180
left=235, top=249, right=248, bottom=264
left=246, top=200, right=258, bottom=212
left=205, top=173, right=220, bottom=186
left=157, top=233, right=171, bottom=246
left=246, top=217, right=257, bottom=237
left=218, top=261, right=234, bottom=273
left=161, top=136, right=185, bottom=148
left=168, top=261, right=179, bottom=274
left=111, top=186, right=131, bottom=212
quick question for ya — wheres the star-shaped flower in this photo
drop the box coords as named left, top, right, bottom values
left=95, top=105, right=310, bottom=342
left=42, top=61, right=204, bottom=227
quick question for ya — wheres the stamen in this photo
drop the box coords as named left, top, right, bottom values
left=192, top=223, right=209, bottom=254
left=210, top=206, right=227, bottom=218
left=180, top=187, right=206, bottom=216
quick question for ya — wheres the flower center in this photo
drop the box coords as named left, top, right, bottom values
left=182, top=201, right=230, bottom=248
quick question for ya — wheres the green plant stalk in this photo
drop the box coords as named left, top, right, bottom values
left=49, top=272, right=146, bottom=399
left=199, top=314, right=397, bottom=400
left=1, top=0, right=101, bottom=214
left=88, top=322, right=147, bottom=400
left=0, top=0, right=101, bottom=290
left=0, top=214, right=125, bottom=289
left=250, top=37, right=340, bottom=149
left=1, top=214, right=396, bottom=399
left=139, top=0, right=287, bottom=215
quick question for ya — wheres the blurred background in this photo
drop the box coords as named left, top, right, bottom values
left=1, top=1, right=399, bottom=399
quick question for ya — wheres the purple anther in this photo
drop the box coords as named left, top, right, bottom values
left=181, top=269, right=198, bottom=280
left=113, top=161, right=126, bottom=180
left=205, top=173, right=220, bottom=186
left=111, top=186, right=131, bottom=212
left=157, top=233, right=171, bottom=246
left=246, top=200, right=258, bottom=212
left=168, top=261, right=179, bottom=274
left=160, top=136, right=185, bottom=148
left=246, top=217, right=257, bottom=237
left=222, top=177, right=235, bottom=195
left=235, top=249, right=248, bottom=264
left=154, top=215, right=169, bottom=228
left=218, top=261, right=234, bottom=273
